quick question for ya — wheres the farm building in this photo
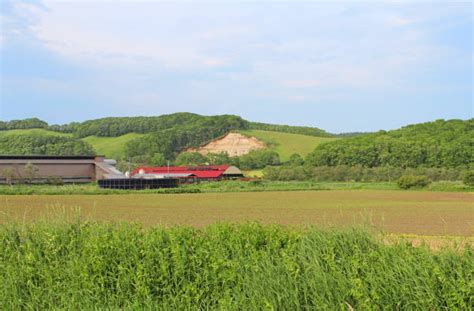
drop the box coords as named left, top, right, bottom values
left=132, top=165, right=244, bottom=181
left=0, top=155, right=124, bottom=184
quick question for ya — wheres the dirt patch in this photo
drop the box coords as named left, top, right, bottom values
left=384, top=235, right=474, bottom=251
left=187, top=132, right=266, bottom=157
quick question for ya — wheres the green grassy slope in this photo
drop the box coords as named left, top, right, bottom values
left=0, top=129, right=71, bottom=137
left=82, top=133, right=144, bottom=159
left=241, top=130, right=337, bottom=161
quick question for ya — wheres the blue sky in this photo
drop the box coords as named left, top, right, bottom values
left=0, top=0, right=472, bottom=133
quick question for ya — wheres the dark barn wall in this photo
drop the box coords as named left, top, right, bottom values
left=0, top=157, right=98, bottom=183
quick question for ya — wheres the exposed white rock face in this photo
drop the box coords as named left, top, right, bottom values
left=187, top=133, right=266, bottom=157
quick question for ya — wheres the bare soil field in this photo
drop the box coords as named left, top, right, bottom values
left=1, top=190, right=472, bottom=236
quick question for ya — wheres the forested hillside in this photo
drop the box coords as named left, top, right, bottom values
left=124, top=116, right=249, bottom=160
left=0, top=134, right=95, bottom=156
left=0, top=113, right=331, bottom=160
left=65, top=113, right=247, bottom=138
left=306, top=119, right=473, bottom=168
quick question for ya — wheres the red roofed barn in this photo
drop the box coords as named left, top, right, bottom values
left=132, top=165, right=244, bottom=181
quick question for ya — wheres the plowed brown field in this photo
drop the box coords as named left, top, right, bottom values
left=1, top=190, right=473, bottom=236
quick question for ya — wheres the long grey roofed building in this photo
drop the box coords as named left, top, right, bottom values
left=0, top=155, right=125, bottom=184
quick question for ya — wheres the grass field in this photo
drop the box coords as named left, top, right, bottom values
left=2, top=222, right=472, bottom=309
left=82, top=133, right=144, bottom=159
left=1, top=190, right=472, bottom=236
left=240, top=129, right=337, bottom=161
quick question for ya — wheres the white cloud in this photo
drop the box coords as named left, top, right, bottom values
left=387, top=16, right=415, bottom=27
left=283, top=80, right=321, bottom=88
left=4, top=0, right=471, bottom=107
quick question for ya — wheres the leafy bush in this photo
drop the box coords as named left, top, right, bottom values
left=462, top=171, right=474, bottom=186
left=149, top=153, right=166, bottom=166
left=175, top=152, right=209, bottom=166
left=46, top=176, right=64, bottom=186
left=288, top=153, right=304, bottom=166
left=239, top=149, right=280, bottom=170
left=397, top=175, right=431, bottom=189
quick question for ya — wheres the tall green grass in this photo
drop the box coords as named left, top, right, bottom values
left=1, top=222, right=472, bottom=309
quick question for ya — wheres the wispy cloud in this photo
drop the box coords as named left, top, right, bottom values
left=1, top=0, right=471, bottom=131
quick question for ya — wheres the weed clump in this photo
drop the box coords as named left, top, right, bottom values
left=397, top=175, right=431, bottom=189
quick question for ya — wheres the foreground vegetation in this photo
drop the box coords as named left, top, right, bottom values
left=0, top=180, right=471, bottom=195
left=1, top=222, right=472, bottom=309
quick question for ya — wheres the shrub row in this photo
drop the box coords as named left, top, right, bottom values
left=263, top=165, right=467, bottom=182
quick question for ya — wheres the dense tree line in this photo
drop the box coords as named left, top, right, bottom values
left=249, top=122, right=331, bottom=137
left=47, top=122, right=81, bottom=133
left=306, top=119, right=473, bottom=168
left=333, top=132, right=370, bottom=138
left=62, top=113, right=250, bottom=138
left=263, top=165, right=465, bottom=182
left=0, top=135, right=95, bottom=156
left=0, top=118, right=48, bottom=130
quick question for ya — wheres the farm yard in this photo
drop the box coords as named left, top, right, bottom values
left=1, top=190, right=472, bottom=236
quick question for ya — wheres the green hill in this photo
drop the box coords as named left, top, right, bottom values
left=82, top=133, right=144, bottom=159
left=0, top=114, right=333, bottom=161
left=306, top=119, right=473, bottom=168
left=241, top=130, right=337, bottom=161
left=1, top=116, right=471, bottom=169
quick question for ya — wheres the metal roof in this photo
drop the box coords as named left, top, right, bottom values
left=133, top=166, right=233, bottom=179
left=133, top=173, right=196, bottom=179
left=0, top=155, right=101, bottom=160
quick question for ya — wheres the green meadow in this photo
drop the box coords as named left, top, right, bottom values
left=82, top=133, right=144, bottom=159
left=241, top=129, right=337, bottom=161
